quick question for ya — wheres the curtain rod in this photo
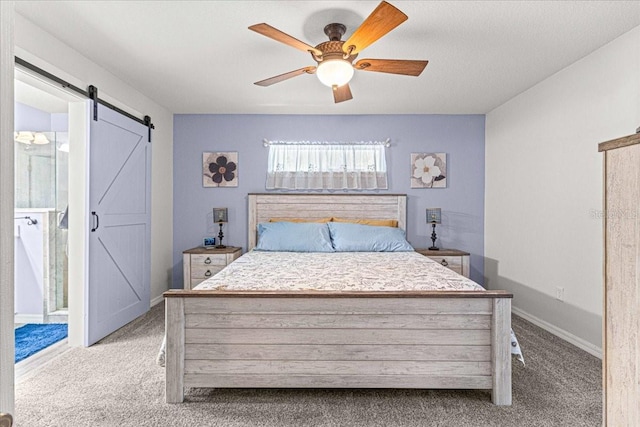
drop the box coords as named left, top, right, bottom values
left=263, top=139, right=391, bottom=147
left=14, top=56, right=154, bottom=142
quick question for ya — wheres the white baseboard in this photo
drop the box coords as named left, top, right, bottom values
left=512, top=306, right=602, bottom=359
left=15, top=314, right=44, bottom=324
left=150, top=294, right=164, bottom=308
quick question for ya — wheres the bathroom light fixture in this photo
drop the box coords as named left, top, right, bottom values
left=57, top=135, right=70, bottom=152
left=426, top=208, right=442, bottom=250
left=316, top=58, right=354, bottom=88
left=15, top=131, right=34, bottom=144
left=32, top=133, right=50, bottom=145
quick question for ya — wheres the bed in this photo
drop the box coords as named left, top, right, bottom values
left=164, top=194, right=513, bottom=405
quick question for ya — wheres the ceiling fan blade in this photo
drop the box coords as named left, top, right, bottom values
left=354, top=59, right=428, bottom=76
left=342, top=1, right=408, bottom=56
left=249, top=23, right=323, bottom=56
left=332, top=84, right=353, bottom=103
left=254, top=66, right=316, bottom=87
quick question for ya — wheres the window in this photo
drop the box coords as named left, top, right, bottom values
left=265, top=142, right=388, bottom=190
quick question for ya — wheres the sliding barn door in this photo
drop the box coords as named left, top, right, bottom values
left=86, top=104, right=151, bottom=346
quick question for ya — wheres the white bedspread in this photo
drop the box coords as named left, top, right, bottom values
left=195, top=250, right=485, bottom=292
left=157, top=251, right=524, bottom=366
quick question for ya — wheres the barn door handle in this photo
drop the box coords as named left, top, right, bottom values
left=91, top=211, right=99, bottom=232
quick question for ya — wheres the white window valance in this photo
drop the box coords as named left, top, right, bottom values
left=265, top=141, right=389, bottom=190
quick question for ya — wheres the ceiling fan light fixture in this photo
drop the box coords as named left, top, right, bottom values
left=316, top=58, right=354, bottom=88
left=250, top=1, right=426, bottom=103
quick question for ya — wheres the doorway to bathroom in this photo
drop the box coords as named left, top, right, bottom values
left=13, top=70, right=77, bottom=371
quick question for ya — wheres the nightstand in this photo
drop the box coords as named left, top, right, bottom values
left=415, top=248, right=470, bottom=278
left=182, top=246, right=242, bottom=290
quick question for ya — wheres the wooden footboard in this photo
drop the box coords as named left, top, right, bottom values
left=164, top=290, right=512, bottom=405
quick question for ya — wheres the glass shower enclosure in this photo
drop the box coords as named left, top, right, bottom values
left=14, top=131, right=68, bottom=323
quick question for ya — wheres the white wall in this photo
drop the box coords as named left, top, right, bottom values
left=13, top=14, right=174, bottom=335
left=485, top=25, right=640, bottom=355
left=14, top=211, right=49, bottom=318
left=0, top=0, right=15, bottom=414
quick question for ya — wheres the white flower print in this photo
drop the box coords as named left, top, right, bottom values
left=413, top=155, right=441, bottom=186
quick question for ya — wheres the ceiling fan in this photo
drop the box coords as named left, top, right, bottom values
left=249, top=1, right=428, bottom=103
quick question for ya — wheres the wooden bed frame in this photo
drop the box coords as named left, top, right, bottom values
left=164, top=194, right=512, bottom=405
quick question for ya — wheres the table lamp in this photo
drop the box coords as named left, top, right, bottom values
left=426, top=208, right=442, bottom=250
left=212, top=208, right=228, bottom=248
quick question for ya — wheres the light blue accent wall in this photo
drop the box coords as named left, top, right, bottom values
left=50, top=113, right=68, bottom=132
left=14, top=102, right=68, bottom=132
left=15, top=102, right=50, bottom=130
left=173, top=114, right=485, bottom=287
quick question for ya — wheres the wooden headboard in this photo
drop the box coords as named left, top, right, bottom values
left=247, top=193, right=407, bottom=250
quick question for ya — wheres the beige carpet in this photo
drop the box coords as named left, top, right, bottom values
left=15, top=303, right=601, bottom=427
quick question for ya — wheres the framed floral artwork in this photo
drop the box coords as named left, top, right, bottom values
left=411, top=153, right=446, bottom=188
left=203, top=152, right=238, bottom=187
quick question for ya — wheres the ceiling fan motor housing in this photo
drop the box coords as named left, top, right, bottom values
left=314, top=23, right=358, bottom=64
left=313, top=41, right=358, bottom=64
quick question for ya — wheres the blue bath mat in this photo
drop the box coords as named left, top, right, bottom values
left=15, top=323, right=68, bottom=363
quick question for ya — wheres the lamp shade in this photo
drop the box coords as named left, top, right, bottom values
left=316, top=59, right=354, bottom=88
left=426, top=208, right=442, bottom=224
left=213, top=208, right=228, bottom=223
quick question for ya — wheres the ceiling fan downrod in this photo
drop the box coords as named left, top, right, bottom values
left=324, top=23, right=346, bottom=41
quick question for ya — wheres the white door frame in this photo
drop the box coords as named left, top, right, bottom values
left=67, top=100, right=90, bottom=347
left=0, top=0, right=15, bottom=416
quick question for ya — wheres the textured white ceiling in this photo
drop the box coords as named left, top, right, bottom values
left=14, top=1, right=640, bottom=115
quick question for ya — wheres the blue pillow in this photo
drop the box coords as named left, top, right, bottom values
left=328, top=222, right=414, bottom=252
left=255, top=222, right=334, bottom=252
